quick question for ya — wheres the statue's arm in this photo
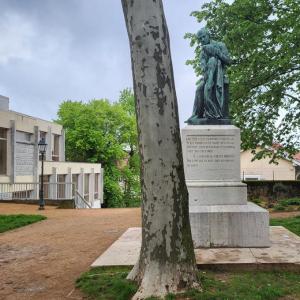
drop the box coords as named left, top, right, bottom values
left=218, top=43, right=231, bottom=65
left=203, top=43, right=231, bottom=65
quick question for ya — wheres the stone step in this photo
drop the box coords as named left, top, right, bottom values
left=187, top=180, right=247, bottom=206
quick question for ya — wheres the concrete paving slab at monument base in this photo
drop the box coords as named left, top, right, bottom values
left=91, top=226, right=300, bottom=271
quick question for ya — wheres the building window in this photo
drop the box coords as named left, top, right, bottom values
left=243, top=175, right=262, bottom=181
left=72, top=174, right=78, bottom=190
left=40, top=131, right=47, bottom=140
left=57, top=175, right=66, bottom=199
left=0, top=128, right=7, bottom=175
left=52, top=134, right=60, bottom=161
left=94, top=174, right=99, bottom=199
left=84, top=174, right=89, bottom=201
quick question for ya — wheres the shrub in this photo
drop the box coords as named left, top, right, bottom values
left=273, top=204, right=286, bottom=211
left=251, top=198, right=262, bottom=205
left=280, top=198, right=300, bottom=206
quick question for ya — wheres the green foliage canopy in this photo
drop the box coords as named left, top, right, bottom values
left=185, top=0, right=300, bottom=161
left=56, top=89, right=141, bottom=207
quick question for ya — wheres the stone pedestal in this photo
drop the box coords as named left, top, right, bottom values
left=182, top=125, right=270, bottom=248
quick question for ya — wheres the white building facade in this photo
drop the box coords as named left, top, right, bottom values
left=240, top=148, right=300, bottom=181
left=0, top=95, right=103, bottom=208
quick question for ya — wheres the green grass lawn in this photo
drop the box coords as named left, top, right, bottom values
left=0, top=214, right=47, bottom=233
left=270, top=215, right=300, bottom=236
left=77, top=216, right=300, bottom=300
left=76, top=267, right=300, bottom=300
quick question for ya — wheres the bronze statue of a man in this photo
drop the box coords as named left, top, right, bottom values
left=186, top=28, right=231, bottom=125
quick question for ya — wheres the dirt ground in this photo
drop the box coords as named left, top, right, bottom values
left=0, top=204, right=299, bottom=300
left=269, top=211, right=300, bottom=219
left=0, top=204, right=141, bottom=300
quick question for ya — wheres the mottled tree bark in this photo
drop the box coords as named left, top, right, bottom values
left=121, top=0, right=199, bottom=299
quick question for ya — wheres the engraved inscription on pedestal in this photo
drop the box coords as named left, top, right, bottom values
left=184, top=132, right=240, bottom=181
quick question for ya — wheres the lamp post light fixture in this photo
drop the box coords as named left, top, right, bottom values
left=38, top=137, right=48, bottom=210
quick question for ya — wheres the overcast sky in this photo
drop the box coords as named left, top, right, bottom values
left=0, top=0, right=205, bottom=126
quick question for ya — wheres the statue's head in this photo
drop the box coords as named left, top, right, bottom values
left=197, top=28, right=210, bottom=45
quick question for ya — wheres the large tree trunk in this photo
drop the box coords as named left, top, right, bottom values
left=121, top=0, right=199, bottom=299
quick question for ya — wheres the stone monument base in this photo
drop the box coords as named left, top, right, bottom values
left=182, top=125, right=270, bottom=248
left=189, top=202, right=270, bottom=248
left=187, top=180, right=247, bottom=206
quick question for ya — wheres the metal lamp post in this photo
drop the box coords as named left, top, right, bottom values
left=38, top=138, right=47, bottom=210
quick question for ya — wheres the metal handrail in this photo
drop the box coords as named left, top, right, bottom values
left=0, top=183, right=95, bottom=209
left=74, top=190, right=92, bottom=209
left=0, top=182, right=74, bottom=201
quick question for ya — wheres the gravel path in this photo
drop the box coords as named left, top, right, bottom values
left=0, top=204, right=141, bottom=300
left=0, top=203, right=298, bottom=300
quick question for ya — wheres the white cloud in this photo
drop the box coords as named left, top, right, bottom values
left=0, top=12, right=36, bottom=64
left=0, top=10, right=73, bottom=67
left=0, top=0, right=205, bottom=123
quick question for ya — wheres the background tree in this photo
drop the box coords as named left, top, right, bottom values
left=118, top=89, right=141, bottom=206
left=185, top=0, right=300, bottom=162
left=122, top=0, right=199, bottom=299
left=56, top=90, right=141, bottom=207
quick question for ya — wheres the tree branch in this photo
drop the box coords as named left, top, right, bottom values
left=284, top=93, right=300, bottom=103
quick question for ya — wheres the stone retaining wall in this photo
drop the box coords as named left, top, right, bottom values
left=245, top=180, right=300, bottom=200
